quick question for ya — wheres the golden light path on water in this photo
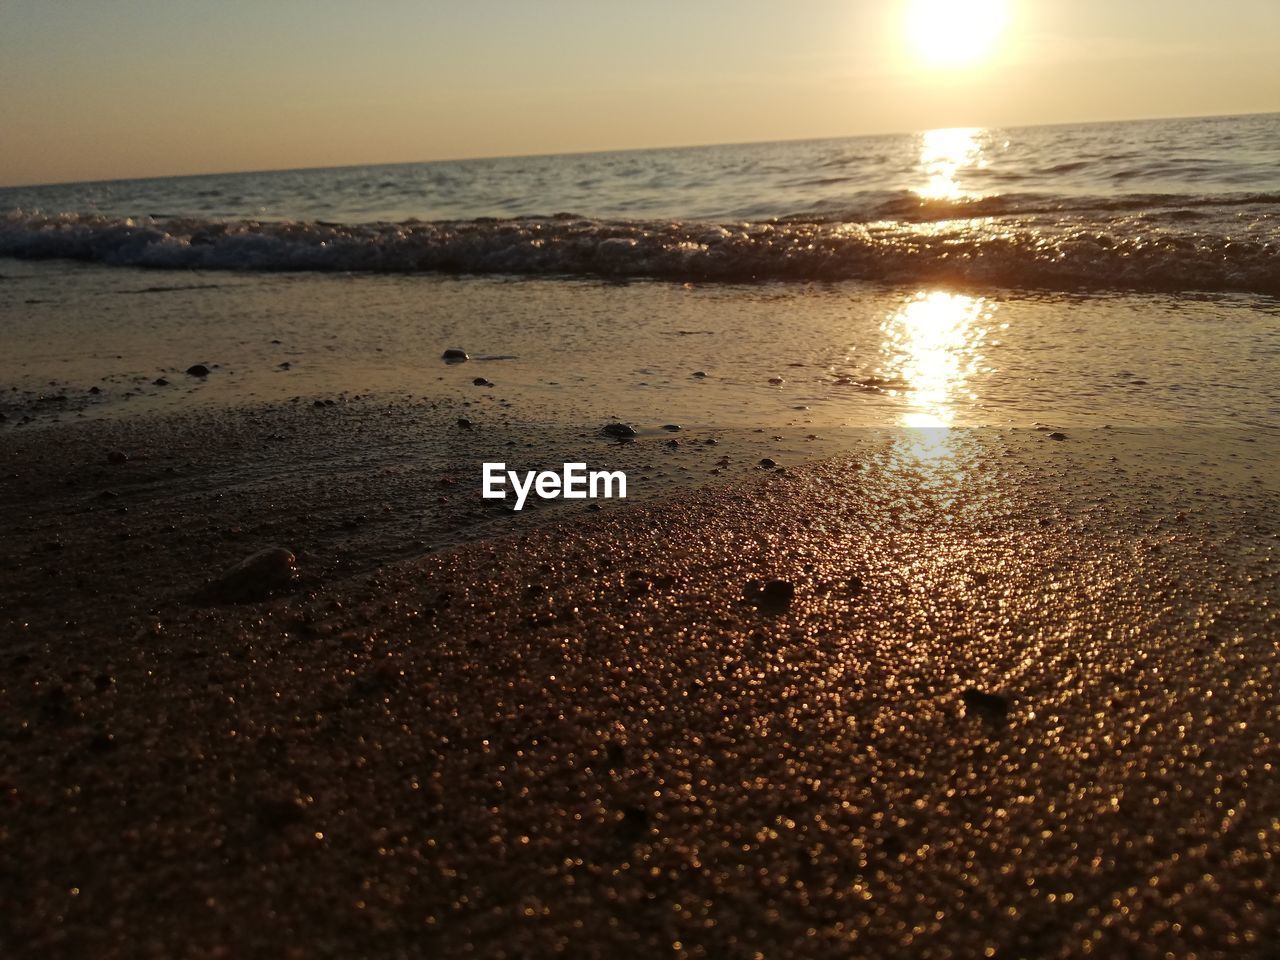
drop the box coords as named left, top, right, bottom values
left=916, top=127, right=985, bottom=201
left=881, top=125, right=998, bottom=468
left=873, top=289, right=995, bottom=486
left=882, top=291, right=991, bottom=429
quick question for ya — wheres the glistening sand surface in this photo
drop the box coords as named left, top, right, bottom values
left=2, top=409, right=1277, bottom=959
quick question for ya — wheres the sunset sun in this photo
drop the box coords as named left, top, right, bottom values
left=905, top=0, right=1009, bottom=68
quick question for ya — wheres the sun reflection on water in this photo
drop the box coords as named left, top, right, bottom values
left=916, top=128, right=984, bottom=201
left=881, top=290, right=990, bottom=428
left=877, top=290, right=994, bottom=497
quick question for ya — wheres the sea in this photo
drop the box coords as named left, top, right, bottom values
left=2, top=113, right=1278, bottom=434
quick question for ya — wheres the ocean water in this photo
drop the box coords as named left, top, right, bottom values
left=2, top=114, right=1279, bottom=436
left=2, top=113, right=1278, bottom=294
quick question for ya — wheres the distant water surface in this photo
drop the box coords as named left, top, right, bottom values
left=2, top=113, right=1278, bottom=294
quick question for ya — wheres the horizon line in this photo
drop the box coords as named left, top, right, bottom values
left=1, top=108, right=1276, bottom=193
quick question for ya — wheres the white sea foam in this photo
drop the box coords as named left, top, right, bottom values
left=1, top=208, right=1276, bottom=295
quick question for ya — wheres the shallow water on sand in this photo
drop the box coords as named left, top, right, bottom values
left=3, top=262, right=1278, bottom=435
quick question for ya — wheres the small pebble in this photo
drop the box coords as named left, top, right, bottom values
left=757, top=579, right=795, bottom=612
left=210, top=547, right=298, bottom=603
left=961, top=687, right=1009, bottom=719
left=186, top=364, right=210, bottom=377
left=88, top=732, right=116, bottom=754
left=256, top=795, right=306, bottom=830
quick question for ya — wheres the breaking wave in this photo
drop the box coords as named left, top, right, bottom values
left=1, top=208, right=1277, bottom=295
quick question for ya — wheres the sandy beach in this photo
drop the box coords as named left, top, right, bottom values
left=2, top=394, right=1277, bottom=958
left=2, top=67, right=1278, bottom=955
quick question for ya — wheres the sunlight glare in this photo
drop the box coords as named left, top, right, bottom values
left=916, top=127, right=983, bottom=200
left=881, top=291, right=989, bottom=427
left=905, top=0, right=1009, bottom=68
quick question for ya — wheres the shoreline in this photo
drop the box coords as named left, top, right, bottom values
left=0, top=396, right=866, bottom=632
left=2, top=399, right=1277, bottom=956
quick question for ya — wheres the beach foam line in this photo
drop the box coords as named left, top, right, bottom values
left=2, top=208, right=1277, bottom=295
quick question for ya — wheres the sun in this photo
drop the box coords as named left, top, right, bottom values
left=905, top=0, right=1009, bottom=68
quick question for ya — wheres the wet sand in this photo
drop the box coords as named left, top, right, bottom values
left=2, top=399, right=1277, bottom=958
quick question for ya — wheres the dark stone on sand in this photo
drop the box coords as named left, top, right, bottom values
left=211, top=547, right=298, bottom=603
left=473, top=377, right=494, bottom=387
left=768, top=377, right=784, bottom=385
left=441, top=349, right=469, bottom=363
left=603, top=423, right=638, bottom=439
left=313, top=399, right=325, bottom=407
left=153, top=378, right=169, bottom=386
left=107, top=451, right=129, bottom=465
left=457, top=418, right=474, bottom=430
left=88, top=386, right=101, bottom=395
left=961, top=687, right=1009, bottom=719
left=759, top=458, right=777, bottom=469
left=278, top=362, right=291, bottom=369
left=691, top=371, right=707, bottom=378
left=186, top=364, right=210, bottom=377
left=1048, top=432, right=1068, bottom=441
left=665, top=439, right=679, bottom=448
left=849, top=575, right=864, bottom=596
left=757, top=579, right=795, bottom=612
left=605, top=741, right=626, bottom=769
left=88, top=731, right=117, bottom=754
left=256, top=795, right=306, bottom=830
left=42, top=685, right=69, bottom=718
left=617, top=805, right=650, bottom=841
left=662, top=424, right=682, bottom=432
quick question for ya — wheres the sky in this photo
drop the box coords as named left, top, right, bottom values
left=0, top=0, right=1277, bottom=186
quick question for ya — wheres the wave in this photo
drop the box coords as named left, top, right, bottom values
left=839, top=190, right=1280, bottom=223
left=1, top=208, right=1277, bottom=295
